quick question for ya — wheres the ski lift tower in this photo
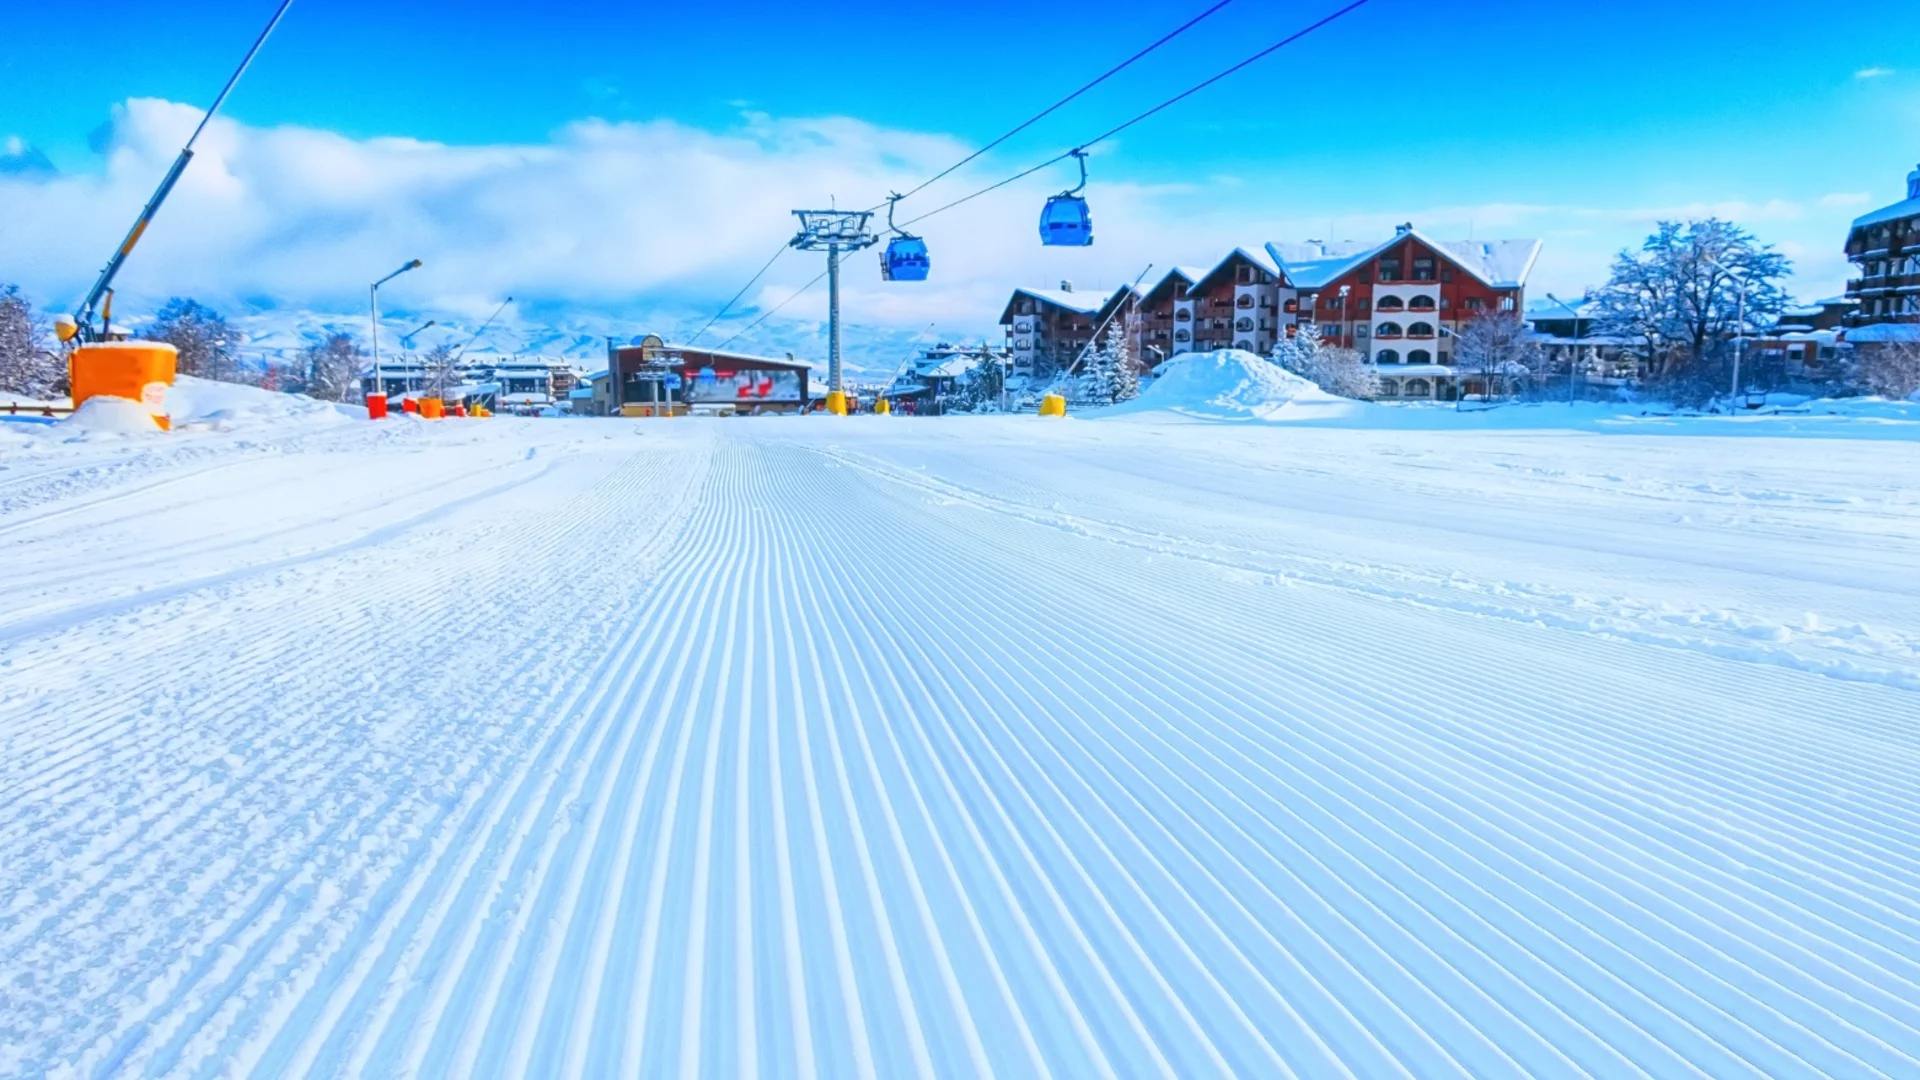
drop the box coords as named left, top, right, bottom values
left=790, top=209, right=876, bottom=414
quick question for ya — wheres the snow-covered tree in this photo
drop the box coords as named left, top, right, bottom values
left=1269, top=323, right=1377, bottom=399
left=1454, top=310, right=1543, bottom=402
left=300, top=333, right=363, bottom=403
left=0, top=284, right=66, bottom=399
left=1854, top=338, right=1920, bottom=400
left=146, top=298, right=243, bottom=382
left=1079, top=319, right=1140, bottom=406
left=961, top=346, right=1007, bottom=412
left=421, top=343, right=462, bottom=400
left=1594, top=219, right=1790, bottom=386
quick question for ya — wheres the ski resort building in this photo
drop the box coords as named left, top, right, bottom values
left=1129, top=225, right=1541, bottom=399
left=582, top=339, right=813, bottom=416
left=1842, top=164, right=1920, bottom=346
left=998, top=283, right=1134, bottom=378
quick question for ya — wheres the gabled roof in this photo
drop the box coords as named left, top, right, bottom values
left=1190, top=246, right=1283, bottom=292
left=1139, top=266, right=1207, bottom=307
left=1430, top=237, right=1542, bottom=290
left=999, top=284, right=1130, bottom=323
left=1264, top=232, right=1541, bottom=291
left=1266, top=239, right=1394, bottom=290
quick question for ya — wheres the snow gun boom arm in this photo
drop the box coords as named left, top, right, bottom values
left=68, top=0, right=297, bottom=343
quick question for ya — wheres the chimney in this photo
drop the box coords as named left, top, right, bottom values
left=1395, top=222, right=1413, bottom=236
left=1909, top=164, right=1920, bottom=201
left=1059, top=280, right=1073, bottom=293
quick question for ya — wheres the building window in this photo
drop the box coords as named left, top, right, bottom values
left=1466, top=297, right=1485, bottom=311
left=1407, top=322, right=1435, bottom=338
left=1405, top=378, right=1432, bottom=396
left=1283, top=299, right=1298, bottom=313
left=1376, top=322, right=1404, bottom=338
left=1408, top=295, right=1436, bottom=310
left=1376, top=296, right=1405, bottom=311
left=1413, top=257, right=1436, bottom=281
left=1355, top=325, right=1370, bottom=339
left=1377, top=348, right=1401, bottom=364
left=1377, top=380, right=1399, bottom=397
left=1236, top=294, right=1254, bottom=308
left=1380, top=258, right=1402, bottom=282
left=1408, top=349, right=1432, bottom=365
left=1236, top=317, right=1255, bottom=332
left=1174, top=309, right=1190, bottom=321
left=1235, top=339, right=1253, bottom=351
left=1500, top=297, right=1515, bottom=311
left=1238, top=266, right=1253, bottom=283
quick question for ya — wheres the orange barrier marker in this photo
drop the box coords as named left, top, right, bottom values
left=69, top=341, right=177, bottom=430
left=420, top=397, right=444, bottom=419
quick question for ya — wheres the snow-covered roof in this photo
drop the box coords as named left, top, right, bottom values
left=1265, top=240, right=1387, bottom=290
left=1525, top=296, right=1601, bottom=320
left=1852, top=197, right=1920, bottom=231
left=1376, top=364, right=1456, bottom=378
left=1431, top=237, right=1543, bottom=289
left=1265, top=233, right=1541, bottom=291
left=1007, top=287, right=1109, bottom=316
left=1845, top=323, right=1920, bottom=343
left=1191, top=246, right=1283, bottom=291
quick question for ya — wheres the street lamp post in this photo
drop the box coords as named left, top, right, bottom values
left=1705, top=257, right=1750, bottom=405
left=369, top=259, right=423, bottom=404
left=1339, top=284, right=1352, bottom=349
left=1545, top=292, right=1583, bottom=406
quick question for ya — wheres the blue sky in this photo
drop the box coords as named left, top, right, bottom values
left=4, top=0, right=1919, bottom=357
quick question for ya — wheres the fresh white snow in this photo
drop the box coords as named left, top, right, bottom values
left=3, top=379, right=1920, bottom=1077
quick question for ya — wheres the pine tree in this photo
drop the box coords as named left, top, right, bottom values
left=0, top=285, right=66, bottom=399
left=1270, top=323, right=1377, bottom=399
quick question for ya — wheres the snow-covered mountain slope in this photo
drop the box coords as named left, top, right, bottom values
left=3, top=404, right=1918, bottom=1077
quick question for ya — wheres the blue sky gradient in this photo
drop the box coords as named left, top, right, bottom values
left=4, top=0, right=1919, bottom=356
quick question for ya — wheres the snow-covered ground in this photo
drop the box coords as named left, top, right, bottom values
left=4, top=372, right=1919, bottom=1077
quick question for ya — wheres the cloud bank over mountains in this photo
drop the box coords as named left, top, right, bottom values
left=0, top=99, right=1872, bottom=364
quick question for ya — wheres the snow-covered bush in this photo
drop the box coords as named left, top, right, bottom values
left=0, top=284, right=66, bottom=399
left=1270, top=323, right=1377, bottom=400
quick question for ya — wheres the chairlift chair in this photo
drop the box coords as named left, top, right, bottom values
left=1040, top=149, right=1094, bottom=247
left=879, top=193, right=931, bottom=281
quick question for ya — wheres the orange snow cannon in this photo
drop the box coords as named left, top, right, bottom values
left=69, top=341, right=178, bottom=430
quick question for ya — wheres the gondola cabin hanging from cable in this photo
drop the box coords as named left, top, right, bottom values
left=879, top=194, right=930, bottom=281
left=1039, top=149, right=1094, bottom=247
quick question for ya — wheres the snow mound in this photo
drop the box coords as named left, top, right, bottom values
left=1106, top=349, right=1357, bottom=421
left=60, top=396, right=164, bottom=434
left=167, top=376, right=366, bottom=431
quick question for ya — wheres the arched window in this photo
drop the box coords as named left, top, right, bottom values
left=1173, top=328, right=1191, bottom=342
left=1235, top=339, right=1253, bottom=351
left=1174, top=308, right=1191, bottom=322
left=1375, top=295, right=1405, bottom=311
left=1375, top=322, right=1403, bottom=338
left=1283, top=299, right=1298, bottom=313
left=1408, top=349, right=1432, bottom=365
left=1405, top=378, right=1432, bottom=396
left=1376, top=348, right=1401, bottom=364
left=1376, top=379, right=1399, bottom=397
left=1408, top=295, right=1436, bottom=310
left=1236, top=294, right=1254, bottom=308
left=1235, top=317, right=1255, bottom=332
left=1408, top=322, right=1435, bottom=338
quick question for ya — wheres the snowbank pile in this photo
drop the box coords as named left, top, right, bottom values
left=61, top=396, right=164, bottom=434
left=1106, top=349, right=1358, bottom=422
left=167, top=376, right=366, bottom=431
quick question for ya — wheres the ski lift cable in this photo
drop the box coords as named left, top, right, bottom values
left=687, top=238, right=791, bottom=346
left=896, top=0, right=1370, bottom=232
left=870, top=0, right=1240, bottom=213
left=713, top=267, right=832, bottom=351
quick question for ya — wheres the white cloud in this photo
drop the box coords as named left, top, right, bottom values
left=1856, top=67, right=1895, bottom=79
left=0, top=99, right=1869, bottom=357
left=1819, top=192, right=1874, bottom=207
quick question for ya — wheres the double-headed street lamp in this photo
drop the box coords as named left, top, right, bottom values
left=369, top=259, right=423, bottom=403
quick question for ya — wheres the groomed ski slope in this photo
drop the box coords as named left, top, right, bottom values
left=4, top=396, right=1920, bottom=1078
